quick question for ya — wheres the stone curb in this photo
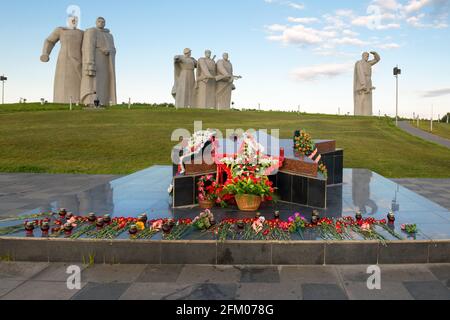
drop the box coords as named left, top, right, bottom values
left=1, top=238, right=449, bottom=265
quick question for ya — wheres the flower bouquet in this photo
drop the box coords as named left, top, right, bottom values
left=294, top=130, right=316, bottom=157
left=224, top=175, right=275, bottom=211
left=197, top=175, right=219, bottom=209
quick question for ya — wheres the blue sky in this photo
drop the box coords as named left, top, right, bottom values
left=0, top=0, right=449, bottom=117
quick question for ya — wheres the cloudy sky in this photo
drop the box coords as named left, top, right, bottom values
left=0, top=0, right=449, bottom=117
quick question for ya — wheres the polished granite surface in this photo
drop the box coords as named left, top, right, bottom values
left=2, top=166, right=450, bottom=240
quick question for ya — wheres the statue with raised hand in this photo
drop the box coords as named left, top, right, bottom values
left=354, top=51, right=381, bottom=116
left=216, top=53, right=242, bottom=110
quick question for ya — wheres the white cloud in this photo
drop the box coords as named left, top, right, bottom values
left=342, top=29, right=360, bottom=36
left=266, top=24, right=288, bottom=32
left=376, top=42, right=402, bottom=49
left=404, top=0, right=432, bottom=13
left=264, top=0, right=305, bottom=10
left=373, top=0, right=401, bottom=11
left=287, top=17, right=319, bottom=24
left=422, top=88, right=450, bottom=98
left=291, top=63, right=353, bottom=81
left=288, top=2, right=305, bottom=10
left=266, top=24, right=336, bottom=45
left=332, top=37, right=368, bottom=46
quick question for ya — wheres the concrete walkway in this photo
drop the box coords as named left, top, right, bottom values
left=399, top=121, right=450, bottom=149
left=0, top=262, right=449, bottom=300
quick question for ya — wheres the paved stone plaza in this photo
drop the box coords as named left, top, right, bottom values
left=0, top=262, right=449, bottom=300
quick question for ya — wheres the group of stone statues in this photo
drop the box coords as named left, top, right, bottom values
left=172, top=49, right=241, bottom=110
left=41, top=15, right=381, bottom=116
left=41, top=16, right=117, bottom=106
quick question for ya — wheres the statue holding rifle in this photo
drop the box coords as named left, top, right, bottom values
left=195, top=50, right=217, bottom=109
left=216, top=53, right=241, bottom=110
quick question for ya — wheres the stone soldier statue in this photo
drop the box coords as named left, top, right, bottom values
left=40, top=16, right=83, bottom=104
left=80, top=17, right=117, bottom=106
left=216, top=53, right=241, bottom=110
left=172, top=48, right=197, bottom=108
left=195, top=50, right=216, bottom=109
left=354, top=51, right=381, bottom=116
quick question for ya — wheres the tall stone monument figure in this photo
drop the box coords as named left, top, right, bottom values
left=216, top=53, right=240, bottom=110
left=80, top=17, right=117, bottom=106
left=172, top=48, right=197, bottom=108
left=40, top=16, right=83, bottom=104
left=354, top=51, right=381, bottom=116
left=195, top=50, right=216, bottom=109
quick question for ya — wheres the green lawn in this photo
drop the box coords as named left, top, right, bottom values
left=1, top=103, right=450, bottom=178
left=411, top=120, right=450, bottom=140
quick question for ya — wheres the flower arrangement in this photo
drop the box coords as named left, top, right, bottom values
left=219, top=132, right=280, bottom=178
left=224, top=175, right=275, bottom=199
left=197, top=175, right=220, bottom=209
left=294, top=130, right=316, bottom=156
left=178, top=129, right=217, bottom=175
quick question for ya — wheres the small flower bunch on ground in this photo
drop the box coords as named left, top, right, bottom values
left=193, top=209, right=215, bottom=230
left=402, top=224, right=418, bottom=234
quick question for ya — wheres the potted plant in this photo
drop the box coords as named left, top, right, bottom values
left=224, top=175, right=275, bottom=212
left=197, top=175, right=219, bottom=209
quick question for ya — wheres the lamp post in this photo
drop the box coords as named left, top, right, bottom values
left=0, top=75, right=7, bottom=104
left=393, top=66, right=401, bottom=126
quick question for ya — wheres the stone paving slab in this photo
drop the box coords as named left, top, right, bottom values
left=119, top=282, right=194, bottom=300
left=0, top=262, right=449, bottom=300
left=236, top=283, right=303, bottom=300
left=1, top=281, right=85, bottom=300
left=176, top=265, right=241, bottom=284
left=343, top=281, right=414, bottom=300
left=403, top=281, right=450, bottom=300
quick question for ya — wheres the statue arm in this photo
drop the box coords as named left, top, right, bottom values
left=198, top=59, right=213, bottom=79
left=82, top=29, right=97, bottom=76
left=40, top=28, right=61, bottom=62
left=369, top=51, right=381, bottom=66
left=217, top=62, right=231, bottom=77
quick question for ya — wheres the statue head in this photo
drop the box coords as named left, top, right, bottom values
left=362, top=52, right=370, bottom=62
left=205, top=50, right=212, bottom=59
left=223, top=53, right=229, bottom=61
left=96, top=17, right=106, bottom=29
left=66, top=16, right=79, bottom=29
left=183, top=48, right=192, bottom=57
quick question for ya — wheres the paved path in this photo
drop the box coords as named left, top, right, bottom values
left=0, top=262, right=449, bottom=300
left=0, top=173, right=121, bottom=218
left=399, top=121, right=450, bottom=149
